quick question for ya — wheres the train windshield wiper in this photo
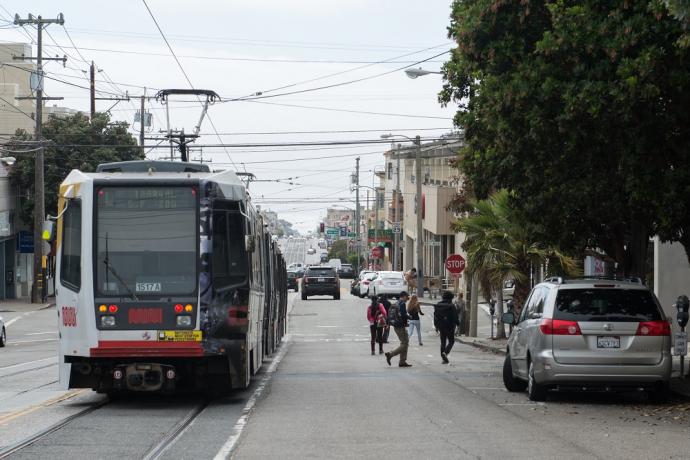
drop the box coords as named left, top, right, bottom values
left=103, top=232, right=138, bottom=301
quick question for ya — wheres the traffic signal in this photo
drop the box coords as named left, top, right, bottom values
left=319, top=222, right=325, bottom=233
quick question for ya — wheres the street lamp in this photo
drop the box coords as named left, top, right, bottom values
left=381, top=133, right=423, bottom=298
left=404, top=67, right=442, bottom=79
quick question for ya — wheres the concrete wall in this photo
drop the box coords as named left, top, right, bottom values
left=654, top=238, right=690, bottom=330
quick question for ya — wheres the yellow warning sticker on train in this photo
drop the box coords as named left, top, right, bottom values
left=157, top=330, right=202, bottom=342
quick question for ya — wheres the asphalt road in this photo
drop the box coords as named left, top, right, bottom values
left=2, top=268, right=690, bottom=458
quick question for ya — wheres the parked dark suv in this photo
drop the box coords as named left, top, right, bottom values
left=302, top=266, right=340, bottom=300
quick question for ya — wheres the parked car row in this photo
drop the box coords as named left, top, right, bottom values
left=350, top=270, right=407, bottom=299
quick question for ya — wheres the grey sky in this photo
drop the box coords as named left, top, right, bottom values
left=0, top=0, right=456, bottom=233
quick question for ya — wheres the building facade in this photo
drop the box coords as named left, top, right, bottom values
left=379, top=135, right=467, bottom=292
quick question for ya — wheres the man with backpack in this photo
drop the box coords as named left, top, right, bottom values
left=385, top=291, right=412, bottom=368
left=434, top=291, right=460, bottom=364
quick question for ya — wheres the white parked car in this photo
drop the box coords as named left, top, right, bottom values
left=358, top=272, right=378, bottom=298
left=370, top=271, right=407, bottom=299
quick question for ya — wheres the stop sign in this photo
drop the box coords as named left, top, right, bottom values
left=371, top=246, right=384, bottom=259
left=445, top=254, right=466, bottom=275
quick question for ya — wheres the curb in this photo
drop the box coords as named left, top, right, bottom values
left=457, top=337, right=506, bottom=355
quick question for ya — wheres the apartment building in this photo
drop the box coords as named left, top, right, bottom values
left=379, top=135, right=467, bottom=291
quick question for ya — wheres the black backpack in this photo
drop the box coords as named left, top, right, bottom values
left=388, top=302, right=401, bottom=326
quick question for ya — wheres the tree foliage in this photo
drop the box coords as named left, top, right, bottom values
left=8, top=112, right=143, bottom=227
left=440, top=1, right=690, bottom=278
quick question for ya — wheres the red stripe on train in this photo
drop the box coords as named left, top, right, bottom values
left=90, top=340, right=204, bottom=358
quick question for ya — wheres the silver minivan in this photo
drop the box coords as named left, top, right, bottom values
left=502, top=277, right=672, bottom=401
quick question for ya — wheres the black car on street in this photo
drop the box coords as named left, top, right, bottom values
left=338, top=263, right=355, bottom=279
left=301, top=266, right=340, bottom=300
left=287, top=271, right=300, bottom=292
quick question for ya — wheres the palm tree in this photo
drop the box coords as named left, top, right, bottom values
left=454, top=190, right=579, bottom=339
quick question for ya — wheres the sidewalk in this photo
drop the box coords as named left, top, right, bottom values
left=419, top=294, right=690, bottom=400
left=0, top=296, right=54, bottom=313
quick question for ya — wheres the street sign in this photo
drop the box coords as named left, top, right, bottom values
left=348, top=232, right=356, bottom=238
left=339, top=226, right=347, bottom=237
left=445, top=254, right=466, bottom=275
left=392, top=222, right=401, bottom=234
left=371, top=246, right=384, bottom=259
left=675, top=331, right=688, bottom=356
left=326, top=228, right=338, bottom=237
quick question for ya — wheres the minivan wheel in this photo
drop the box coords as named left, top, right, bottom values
left=301, top=291, right=307, bottom=301
left=503, top=354, right=527, bottom=392
left=0, top=327, right=5, bottom=347
left=334, top=292, right=340, bottom=300
left=527, top=360, right=547, bottom=401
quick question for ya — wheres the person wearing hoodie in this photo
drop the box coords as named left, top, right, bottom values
left=434, top=291, right=460, bottom=364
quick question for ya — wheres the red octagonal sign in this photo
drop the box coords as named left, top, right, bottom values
left=371, top=246, right=384, bottom=259
left=445, top=254, right=466, bottom=275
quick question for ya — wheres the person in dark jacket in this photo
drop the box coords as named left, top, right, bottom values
left=434, top=291, right=460, bottom=364
left=385, top=291, right=412, bottom=367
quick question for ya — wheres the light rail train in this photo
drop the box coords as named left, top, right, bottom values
left=51, top=160, right=287, bottom=394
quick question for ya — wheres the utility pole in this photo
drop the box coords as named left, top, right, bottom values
left=14, top=13, right=65, bottom=303
left=393, top=143, right=401, bottom=272
left=415, top=135, right=424, bottom=298
left=139, top=94, right=145, bottom=153
left=88, top=61, right=128, bottom=122
left=89, top=61, right=95, bottom=119
left=355, top=157, right=360, bottom=272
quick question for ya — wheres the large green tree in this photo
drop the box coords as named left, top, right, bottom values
left=8, top=112, right=143, bottom=227
left=440, top=1, right=690, bottom=279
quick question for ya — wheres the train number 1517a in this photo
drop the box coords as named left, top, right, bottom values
left=62, top=306, right=77, bottom=327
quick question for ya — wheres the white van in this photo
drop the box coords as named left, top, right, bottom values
left=328, top=259, right=342, bottom=270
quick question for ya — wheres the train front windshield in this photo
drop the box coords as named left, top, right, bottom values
left=95, top=186, right=197, bottom=297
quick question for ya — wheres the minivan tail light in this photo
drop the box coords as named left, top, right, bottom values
left=539, top=319, right=581, bottom=335
left=636, top=321, right=670, bottom=336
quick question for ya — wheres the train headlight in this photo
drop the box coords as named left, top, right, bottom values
left=176, top=315, right=192, bottom=327
left=101, top=315, right=116, bottom=327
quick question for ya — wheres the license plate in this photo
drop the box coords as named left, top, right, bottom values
left=318, top=277, right=324, bottom=282
left=597, top=336, right=620, bottom=348
left=158, top=330, right=202, bottom=342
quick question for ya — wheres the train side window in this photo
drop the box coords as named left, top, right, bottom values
left=60, top=200, right=81, bottom=292
left=212, top=210, right=248, bottom=290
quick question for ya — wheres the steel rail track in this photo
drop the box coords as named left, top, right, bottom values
left=0, top=399, right=110, bottom=459
left=0, top=363, right=57, bottom=379
left=141, top=399, right=210, bottom=460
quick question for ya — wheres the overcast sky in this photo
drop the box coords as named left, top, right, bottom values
left=0, top=0, right=457, bottom=233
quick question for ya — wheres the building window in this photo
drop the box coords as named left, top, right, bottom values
left=387, top=162, right=393, bottom=180
left=60, top=200, right=81, bottom=292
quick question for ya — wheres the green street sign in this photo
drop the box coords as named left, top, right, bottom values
left=348, top=232, right=356, bottom=238
left=326, top=228, right=338, bottom=237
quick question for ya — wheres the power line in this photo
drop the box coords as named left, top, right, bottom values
left=38, top=43, right=446, bottom=65
left=240, top=99, right=453, bottom=120
left=142, top=0, right=238, bottom=170
left=231, top=49, right=450, bottom=102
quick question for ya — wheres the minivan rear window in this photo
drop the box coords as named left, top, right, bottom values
left=307, top=268, right=336, bottom=276
left=554, top=288, right=662, bottom=322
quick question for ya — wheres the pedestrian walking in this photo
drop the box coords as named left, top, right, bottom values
left=385, top=291, right=412, bottom=367
left=367, top=296, right=387, bottom=355
left=378, top=294, right=392, bottom=343
left=434, top=291, right=460, bottom=364
left=454, top=292, right=466, bottom=336
left=407, top=294, right=424, bottom=346
left=405, top=268, right=417, bottom=291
